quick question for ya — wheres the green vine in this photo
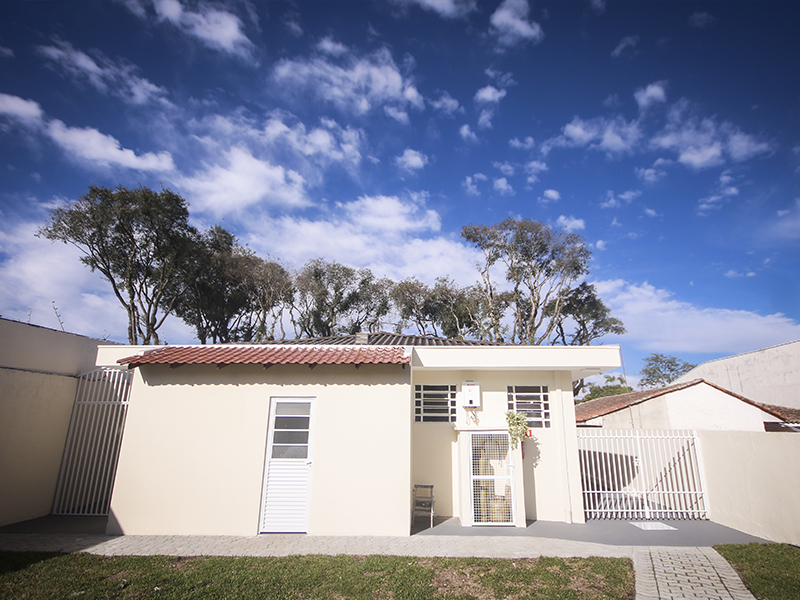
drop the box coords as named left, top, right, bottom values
left=506, top=411, right=529, bottom=449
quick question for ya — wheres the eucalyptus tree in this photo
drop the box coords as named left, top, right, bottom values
left=462, top=217, right=591, bottom=345
left=37, top=185, right=198, bottom=344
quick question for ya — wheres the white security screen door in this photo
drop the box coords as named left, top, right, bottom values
left=470, top=433, right=516, bottom=526
left=259, top=398, right=315, bottom=533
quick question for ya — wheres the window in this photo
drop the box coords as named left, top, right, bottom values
left=507, top=385, right=550, bottom=428
left=415, top=384, right=457, bottom=422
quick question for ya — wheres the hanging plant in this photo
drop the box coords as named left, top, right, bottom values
left=506, top=411, right=529, bottom=449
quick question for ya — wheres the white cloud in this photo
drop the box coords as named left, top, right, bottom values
left=595, top=279, right=800, bottom=354
left=494, top=161, right=515, bottom=176
left=474, top=85, right=507, bottom=103
left=0, top=93, right=44, bottom=126
left=429, top=91, right=462, bottom=115
left=596, top=239, right=607, bottom=251
left=0, top=45, right=14, bottom=58
left=636, top=158, right=670, bottom=183
left=556, top=215, right=585, bottom=232
left=46, top=119, right=175, bottom=171
left=696, top=171, right=741, bottom=215
left=634, top=81, right=667, bottom=110
left=477, top=109, right=494, bottom=129
left=644, top=207, right=659, bottom=217
left=37, top=39, right=170, bottom=106
left=151, top=0, right=254, bottom=59
left=395, top=0, right=477, bottom=19
left=540, top=189, right=560, bottom=204
left=395, top=148, right=429, bottom=171
left=178, top=146, right=309, bottom=217
left=601, top=189, right=641, bottom=209
left=542, top=115, right=641, bottom=156
left=262, top=115, right=363, bottom=169
left=651, top=100, right=773, bottom=169
left=770, top=199, right=800, bottom=241
left=459, top=124, right=478, bottom=143
left=493, top=177, right=515, bottom=195
left=489, top=0, right=544, bottom=49
left=385, top=106, right=410, bottom=124
left=272, top=46, right=424, bottom=117
left=725, top=270, right=756, bottom=278
left=689, top=12, right=715, bottom=29
left=525, top=159, right=548, bottom=183
left=463, top=173, right=487, bottom=195
left=509, top=136, right=534, bottom=150
left=611, top=35, right=639, bottom=58
left=339, top=194, right=440, bottom=234
left=316, top=36, right=349, bottom=57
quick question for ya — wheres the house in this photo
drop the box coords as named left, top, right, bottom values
left=95, top=333, right=621, bottom=537
left=673, top=339, right=800, bottom=409
left=0, top=318, right=113, bottom=527
left=575, top=378, right=800, bottom=431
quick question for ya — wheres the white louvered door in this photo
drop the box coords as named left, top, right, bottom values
left=259, top=397, right=315, bottom=533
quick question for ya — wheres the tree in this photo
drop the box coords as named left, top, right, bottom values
left=37, top=185, right=198, bottom=344
left=238, top=255, right=293, bottom=342
left=462, top=218, right=591, bottom=345
left=291, top=259, right=392, bottom=337
left=581, top=375, right=634, bottom=403
left=170, top=226, right=255, bottom=344
left=639, top=353, right=696, bottom=389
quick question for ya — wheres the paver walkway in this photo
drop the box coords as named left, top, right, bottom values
left=0, top=532, right=755, bottom=600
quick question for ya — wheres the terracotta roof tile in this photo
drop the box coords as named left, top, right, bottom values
left=118, top=345, right=410, bottom=368
left=575, top=378, right=798, bottom=423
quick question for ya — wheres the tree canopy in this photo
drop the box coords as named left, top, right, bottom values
left=580, top=375, right=634, bottom=403
left=37, top=185, right=198, bottom=344
left=639, top=353, right=697, bottom=389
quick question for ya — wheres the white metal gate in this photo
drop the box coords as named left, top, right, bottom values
left=470, top=433, right=516, bottom=525
left=52, top=368, right=132, bottom=516
left=259, top=398, right=315, bottom=533
left=577, top=429, right=707, bottom=520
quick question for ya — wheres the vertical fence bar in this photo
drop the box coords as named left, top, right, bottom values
left=52, top=367, right=132, bottom=516
left=577, top=428, right=707, bottom=521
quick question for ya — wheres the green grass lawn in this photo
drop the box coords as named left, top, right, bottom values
left=0, top=551, right=633, bottom=600
left=715, top=543, right=800, bottom=600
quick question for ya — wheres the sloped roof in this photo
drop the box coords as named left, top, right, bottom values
left=118, top=345, right=410, bottom=369
left=273, top=332, right=507, bottom=346
left=575, top=378, right=800, bottom=423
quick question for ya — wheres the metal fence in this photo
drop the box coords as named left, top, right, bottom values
left=52, top=368, right=132, bottom=516
left=577, top=429, right=707, bottom=520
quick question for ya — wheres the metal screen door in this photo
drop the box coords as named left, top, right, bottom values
left=259, top=398, right=315, bottom=533
left=470, top=433, right=516, bottom=525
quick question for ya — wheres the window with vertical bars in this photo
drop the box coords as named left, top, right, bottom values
left=414, top=384, right=457, bottom=422
left=507, top=385, right=550, bottom=428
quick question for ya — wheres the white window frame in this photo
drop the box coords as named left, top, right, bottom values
left=507, top=385, right=551, bottom=428
left=414, top=384, right=457, bottom=422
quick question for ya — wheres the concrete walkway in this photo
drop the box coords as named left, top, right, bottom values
left=0, top=519, right=760, bottom=600
left=0, top=533, right=757, bottom=600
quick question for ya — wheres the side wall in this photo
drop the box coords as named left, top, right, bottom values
left=0, top=319, right=107, bottom=527
left=698, top=430, right=800, bottom=545
left=598, top=386, right=774, bottom=431
left=107, top=363, right=412, bottom=536
left=676, top=340, right=800, bottom=409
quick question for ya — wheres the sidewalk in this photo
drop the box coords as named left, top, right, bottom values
left=0, top=519, right=760, bottom=600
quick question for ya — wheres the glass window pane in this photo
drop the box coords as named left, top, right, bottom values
left=272, top=445, right=308, bottom=459
left=276, top=402, right=310, bottom=416
left=274, top=416, right=310, bottom=430
left=273, top=431, right=309, bottom=444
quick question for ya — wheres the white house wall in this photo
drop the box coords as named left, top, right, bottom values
left=107, top=363, right=412, bottom=537
left=411, top=369, right=585, bottom=526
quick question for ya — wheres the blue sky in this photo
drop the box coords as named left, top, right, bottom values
left=1, top=0, right=799, bottom=382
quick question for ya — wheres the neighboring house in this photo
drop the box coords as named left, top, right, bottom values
left=575, top=379, right=800, bottom=431
left=95, top=333, right=621, bottom=537
left=0, top=318, right=112, bottom=527
left=673, top=339, right=800, bottom=409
